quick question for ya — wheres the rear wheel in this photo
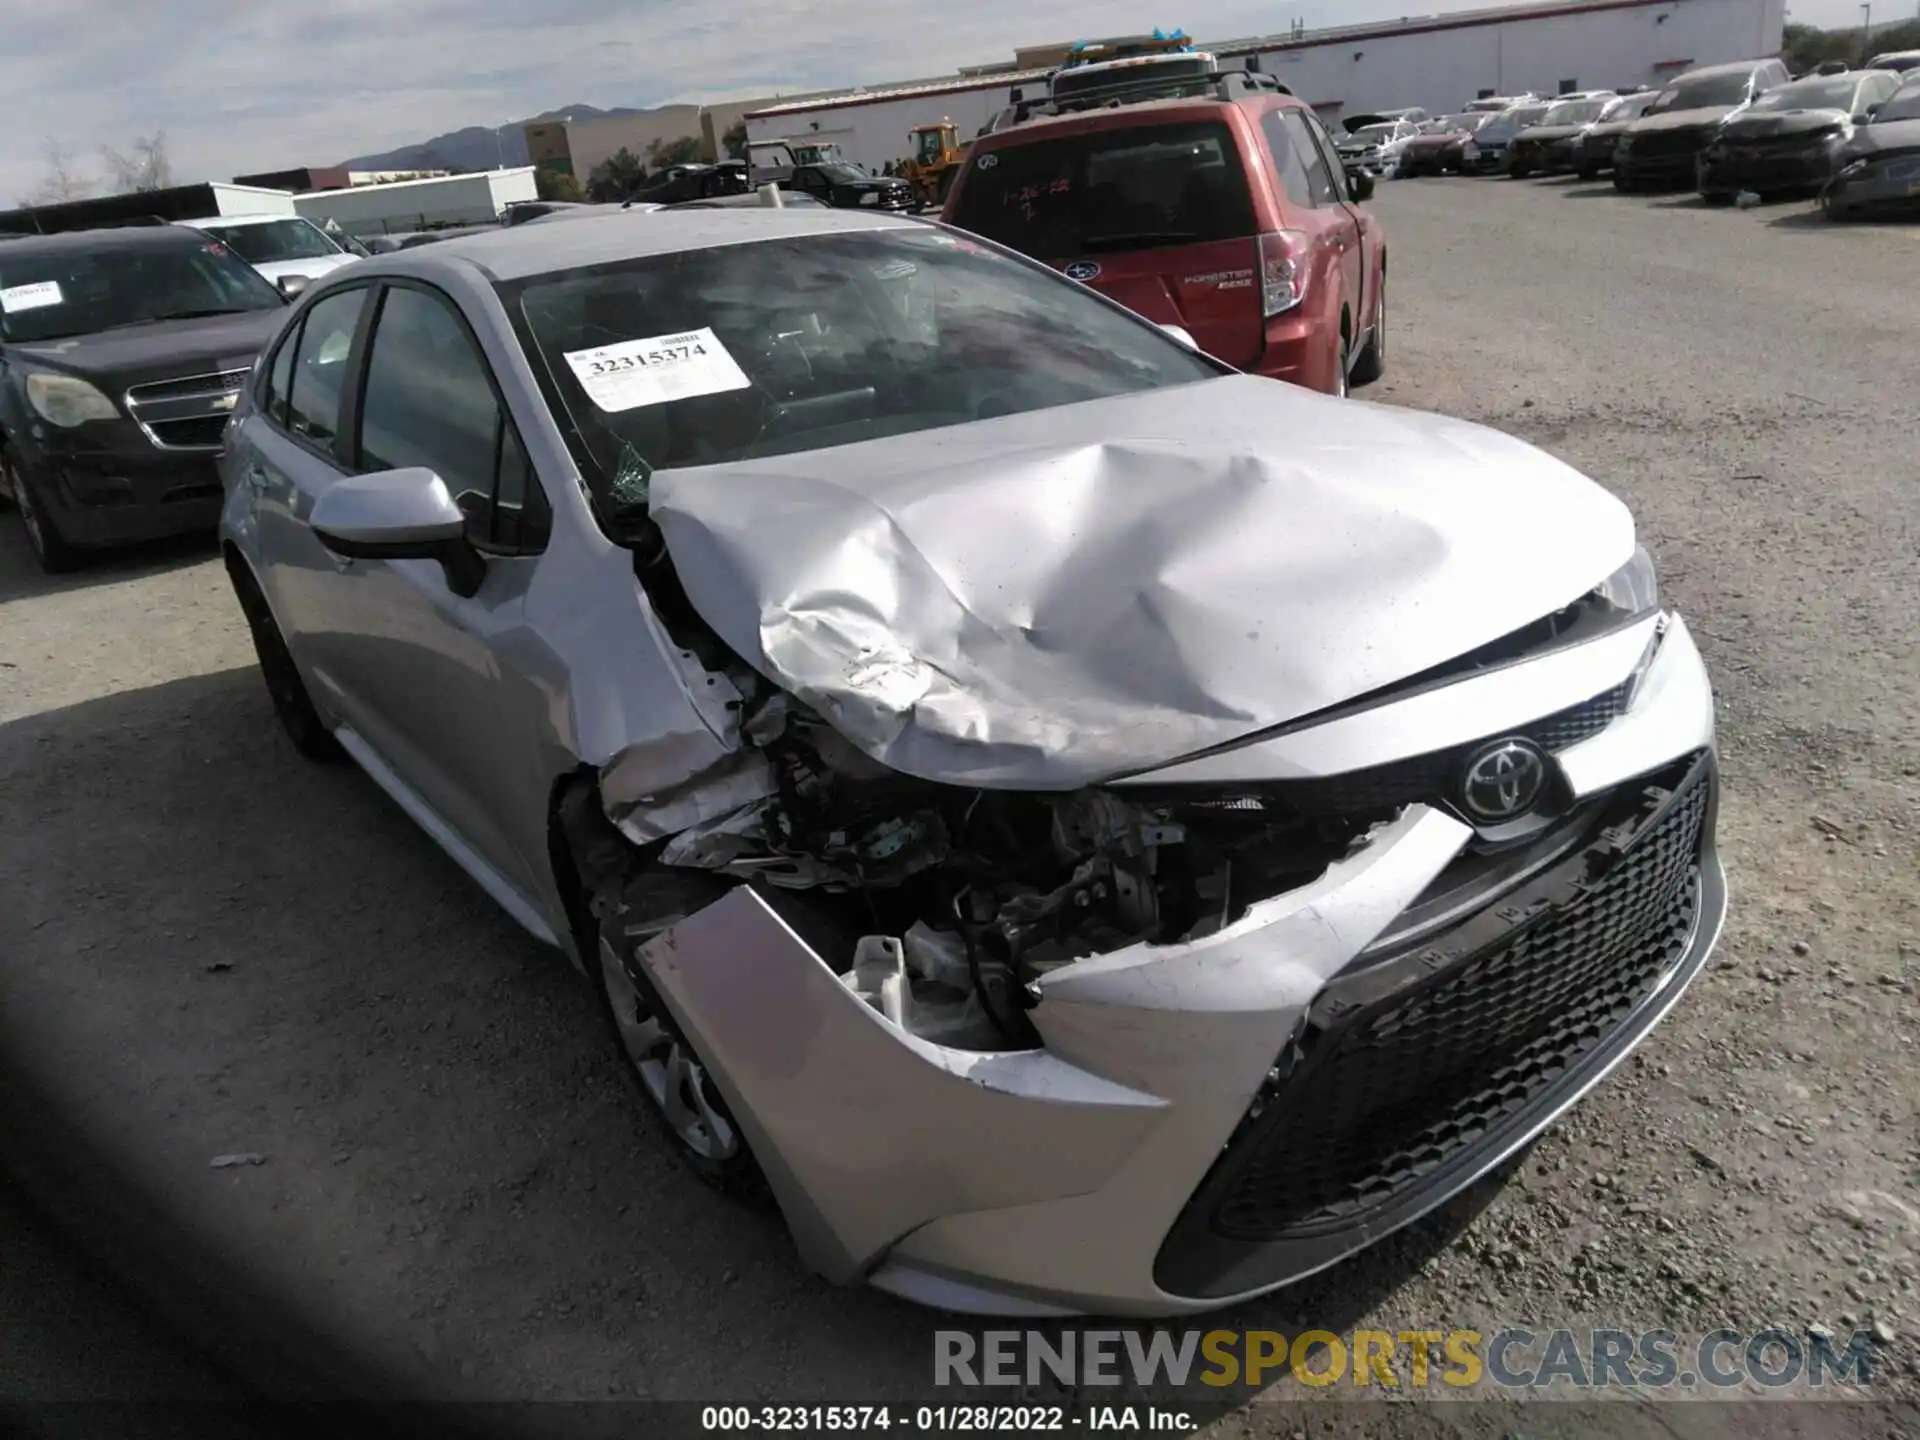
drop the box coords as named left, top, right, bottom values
left=1700, top=190, right=1733, bottom=207
left=228, top=561, right=343, bottom=762
left=1349, top=280, right=1386, bottom=388
left=1575, top=165, right=1599, bottom=181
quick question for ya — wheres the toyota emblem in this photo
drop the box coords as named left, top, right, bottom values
left=1063, top=260, right=1102, bottom=282
left=1457, top=739, right=1549, bottom=822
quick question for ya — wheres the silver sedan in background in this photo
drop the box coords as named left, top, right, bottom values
left=219, top=208, right=1723, bottom=1316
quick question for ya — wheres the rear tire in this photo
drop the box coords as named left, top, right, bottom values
left=228, top=560, right=343, bottom=762
left=1349, top=280, right=1386, bottom=388
left=4, top=449, right=82, bottom=574
left=1576, top=165, right=1599, bottom=181
left=1700, top=190, right=1733, bottom=207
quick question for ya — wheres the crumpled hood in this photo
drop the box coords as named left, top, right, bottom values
left=1627, top=104, right=1739, bottom=136
left=1718, top=108, right=1849, bottom=141
left=650, top=374, right=1635, bottom=789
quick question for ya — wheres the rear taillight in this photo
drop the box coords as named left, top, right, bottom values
left=1258, top=230, right=1309, bottom=318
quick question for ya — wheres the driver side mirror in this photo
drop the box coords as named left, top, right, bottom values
left=1349, top=170, right=1376, bottom=202
left=1158, top=323, right=1199, bottom=349
left=277, top=275, right=309, bottom=301
left=1856, top=105, right=1880, bottom=122
left=310, top=467, right=489, bottom=598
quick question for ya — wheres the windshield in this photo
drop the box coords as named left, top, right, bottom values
left=506, top=227, right=1216, bottom=527
left=815, top=164, right=869, bottom=185
left=1431, top=114, right=1479, bottom=131
left=912, top=130, right=946, bottom=163
left=196, top=218, right=342, bottom=264
left=0, top=238, right=282, bottom=343
left=1542, top=99, right=1610, bottom=126
left=946, top=121, right=1256, bottom=257
left=1480, top=106, right=1550, bottom=138
left=1650, top=73, right=1754, bottom=112
left=1878, top=80, right=1920, bottom=121
left=1351, top=124, right=1400, bottom=142
left=1600, top=94, right=1654, bottom=122
left=1748, top=76, right=1858, bottom=113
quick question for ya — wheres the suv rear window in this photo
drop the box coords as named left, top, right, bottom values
left=949, top=121, right=1257, bottom=258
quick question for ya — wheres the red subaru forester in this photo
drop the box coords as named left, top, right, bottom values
left=942, top=67, right=1388, bottom=395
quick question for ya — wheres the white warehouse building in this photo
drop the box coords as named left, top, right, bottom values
left=745, top=0, right=1787, bottom=172
left=290, top=168, right=540, bottom=236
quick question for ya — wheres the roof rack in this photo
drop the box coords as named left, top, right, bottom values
left=990, top=65, right=1289, bottom=132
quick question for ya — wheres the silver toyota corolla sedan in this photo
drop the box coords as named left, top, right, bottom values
left=218, top=208, right=1725, bottom=1318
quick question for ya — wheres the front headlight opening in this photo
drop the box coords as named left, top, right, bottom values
left=25, top=372, right=120, bottom=428
left=1593, top=545, right=1660, bottom=617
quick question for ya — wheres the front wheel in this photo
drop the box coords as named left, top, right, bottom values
left=593, top=874, right=767, bottom=1197
left=3, top=450, right=82, bottom=574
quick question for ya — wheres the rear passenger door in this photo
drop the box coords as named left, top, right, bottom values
left=1265, top=109, right=1366, bottom=342
left=239, top=283, right=374, bottom=689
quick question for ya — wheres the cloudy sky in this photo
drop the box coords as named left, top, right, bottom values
left=1, top=0, right=1866, bottom=204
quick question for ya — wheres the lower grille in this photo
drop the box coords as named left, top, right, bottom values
left=144, top=416, right=231, bottom=449
left=1629, top=129, right=1708, bottom=160
left=1200, top=754, right=1709, bottom=1245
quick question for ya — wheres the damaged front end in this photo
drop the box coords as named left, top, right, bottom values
left=599, top=670, right=1396, bottom=1055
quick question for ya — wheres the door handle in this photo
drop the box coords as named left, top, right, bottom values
left=243, top=464, right=268, bottom=498
left=1332, top=235, right=1350, bottom=251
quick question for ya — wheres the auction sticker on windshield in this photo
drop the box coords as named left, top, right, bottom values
left=0, top=281, right=63, bottom=314
left=563, top=327, right=751, bottom=412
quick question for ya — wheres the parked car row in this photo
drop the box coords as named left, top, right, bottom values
left=1400, top=56, right=1920, bottom=220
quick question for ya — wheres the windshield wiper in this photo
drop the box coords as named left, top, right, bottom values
left=1077, top=231, right=1202, bottom=252
left=98, top=308, right=255, bottom=331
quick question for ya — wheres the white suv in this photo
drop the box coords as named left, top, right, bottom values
left=176, top=214, right=364, bottom=294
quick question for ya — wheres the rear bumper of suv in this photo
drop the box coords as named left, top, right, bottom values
left=1252, top=309, right=1344, bottom=394
left=13, top=441, right=225, bottom=548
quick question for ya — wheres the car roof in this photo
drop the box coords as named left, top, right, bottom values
left=1673, top=57, right=1778, bottom=80
left=970, top=90, right=1289, bottom=149
left=0, top=225, right=213, bottom=257
left=181, top=213, right=306, bottom=228
left=374, top=207, right=918, bottom=282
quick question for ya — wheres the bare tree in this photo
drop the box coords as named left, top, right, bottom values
left=100, top=131, right=174, bottom=193
left=24, top=139, right=96, bottom=205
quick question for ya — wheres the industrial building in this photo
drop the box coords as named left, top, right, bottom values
left=522, top=88, right=847, bottom=179
left=289, top=168, right=539, bottom=236
left=743, top=0, right=1788, bottom=173
left=0, top=182, right=296, bottom=236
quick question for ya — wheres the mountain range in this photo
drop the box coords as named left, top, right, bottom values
left=338, top=102, right=653, bottom=173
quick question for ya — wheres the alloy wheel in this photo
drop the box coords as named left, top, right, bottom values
left=598, top=937, right=741, bottom=1163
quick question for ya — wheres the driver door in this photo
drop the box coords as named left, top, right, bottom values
left=303, top=279, right=558, bottom=907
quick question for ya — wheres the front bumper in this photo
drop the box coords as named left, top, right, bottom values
left=1459, top=145, right=1509, bottom=174
left=632, top=610, right=1722, bottom=1316
left=1825, top=155, right=1920, bottom=213
left=13, top=438, right=225, bottom=548
left=1614, top=147, right=1706, bottom=187
left=1698, top=143, right=1842, bottom=195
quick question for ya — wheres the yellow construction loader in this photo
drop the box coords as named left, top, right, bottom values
left=900, top=120, right=967, bottom=209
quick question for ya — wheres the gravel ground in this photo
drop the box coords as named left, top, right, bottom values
left=1, top=177, right=1916, bottom=1437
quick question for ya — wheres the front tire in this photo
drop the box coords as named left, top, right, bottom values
left=3, top=450, right=82, bottom=574
left=593, top=879, right=766, bottom=1197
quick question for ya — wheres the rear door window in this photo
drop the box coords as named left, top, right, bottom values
left=1259, top=112, right=1316, bottom=207
left=947, top=121, right=1257, bottom=257
left=1281, top=112, right=1342, bottom=205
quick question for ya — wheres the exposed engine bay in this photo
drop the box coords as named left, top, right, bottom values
left=608, top=660, right=1398, bottom=1053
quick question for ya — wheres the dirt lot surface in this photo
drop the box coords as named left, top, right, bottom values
left=2, top=178, right=1917, bottom=1437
